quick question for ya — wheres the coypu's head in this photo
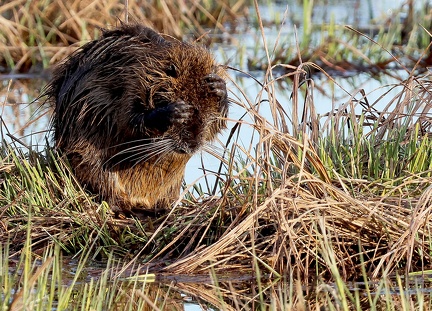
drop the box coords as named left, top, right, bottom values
left=47, top=24, right=228, bottom=168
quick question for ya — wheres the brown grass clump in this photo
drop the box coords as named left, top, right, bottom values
left=0, top=0, right=247, bottom=73
left=122, top=50, right=432, bottom=284
left=2, top=4, right=432, bottom=300
left=3, top=60, right=432, bottom=288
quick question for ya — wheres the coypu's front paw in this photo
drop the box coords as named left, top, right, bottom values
left=204, top=74, right=227, bottom=106
left=142, top=100, right=193, bottom=133
left=167, top=100, right=194, bottom=126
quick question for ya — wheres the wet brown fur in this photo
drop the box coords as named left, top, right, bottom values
left=45, top=24, right=228, bottom=215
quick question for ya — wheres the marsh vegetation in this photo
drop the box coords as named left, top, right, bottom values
left=1, top=0, right=432, bottom=310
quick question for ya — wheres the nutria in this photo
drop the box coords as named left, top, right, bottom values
left=45, top=24, right=228, bottom=216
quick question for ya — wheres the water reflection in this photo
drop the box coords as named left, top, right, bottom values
left=0, top=78, right=50, bottom=148
left=257, top=0, right=414, bottom=28
left=7, top=250, right=432, bottom=310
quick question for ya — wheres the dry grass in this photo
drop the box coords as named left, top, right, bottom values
left=1, top=1, right=432, bottom=309
left=153, top=67, right=432, bottom=283
left=0, top=0, right=247, bottom=72
left=2, top=52, right=432, bottom=285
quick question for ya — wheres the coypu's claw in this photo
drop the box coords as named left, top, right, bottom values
left=167, top=100, right=194, bottom=126
left=204, top=74, right=227, bottom=104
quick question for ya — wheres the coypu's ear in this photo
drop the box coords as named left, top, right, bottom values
left=138, top=29, right=166, bottom=45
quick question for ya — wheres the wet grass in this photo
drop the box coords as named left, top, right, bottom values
left=1, top=0, right=432, bottom=310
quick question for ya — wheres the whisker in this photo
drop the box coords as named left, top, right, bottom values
left=104, top=138, right=175, bottom=167
left=130, top=144, right=176, bottom=169
left=108, top=138, right=171, bottom=157
left=108, top=137, right=165, bottom=149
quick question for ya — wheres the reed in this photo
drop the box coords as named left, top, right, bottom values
left=2, top=0, right=432, bottom=309
left=245, top=0, right=431, bottom=74
left=0, top=0, right=246, bottom=72
left=2, top=42, right=432, bottom=309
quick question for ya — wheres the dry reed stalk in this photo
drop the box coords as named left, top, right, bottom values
left=0, top=0, right=245, bottom=72
left=2, top=2, right=432, bottom=289
left=146, top=42, right=432, bottom=281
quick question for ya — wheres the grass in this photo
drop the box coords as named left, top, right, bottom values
left=1, top=240, right=183, bottom=311
left=0, top=0, right=247, bottom=73
left=1, top=0, right=431, bottom=75
left=1, top=0, right=432, bottom=310
left=244, top=0, right=432, bottom=75
left=2, top=48, right=432, bottom=309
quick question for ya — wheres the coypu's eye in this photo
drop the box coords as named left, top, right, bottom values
left=166, top=64, right=178, bottom=78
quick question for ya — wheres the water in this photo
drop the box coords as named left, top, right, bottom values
left=183, top=67, right=408, bottom=191
left=181, top=0, right=427, bottom=189
left=5, top=253, right=432, bottom=310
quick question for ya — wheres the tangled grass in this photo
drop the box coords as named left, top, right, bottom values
left=1, top=1, right=432, bottom=309
left=2, top=58, right=432, bottom=308
left=2, top=47, right=432, bottom=282
left=0, top=0, right=246, bottom=72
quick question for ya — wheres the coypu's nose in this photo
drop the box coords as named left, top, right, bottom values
left=176, top=127, right=201, bottom=154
